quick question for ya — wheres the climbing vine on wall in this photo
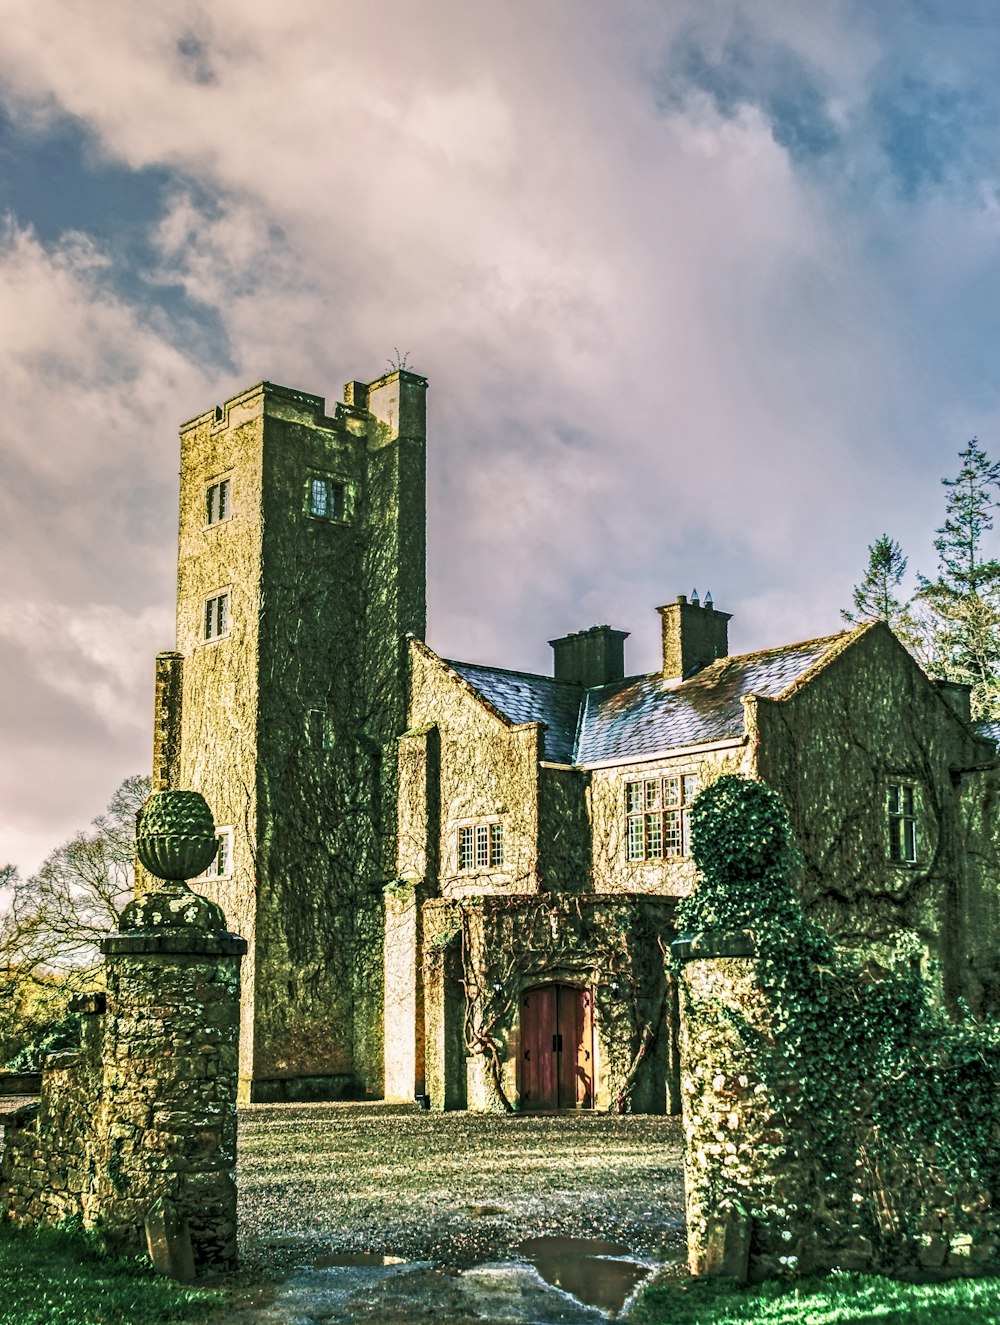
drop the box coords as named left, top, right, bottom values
left=448, top=893, right=674, bottom=1114
left=677, top=775, right=1000, bottom=1259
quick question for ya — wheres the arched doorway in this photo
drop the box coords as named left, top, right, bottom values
left=519, top=984, right=594, bottom=1110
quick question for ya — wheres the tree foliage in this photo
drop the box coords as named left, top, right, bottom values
left=0, top=775, right=149, bottom=1066
left=842, top=534, right=909, bottom=628
left=845, top=439, right=1000, bottom=720
left=917, top=439, right=1000, bottom=719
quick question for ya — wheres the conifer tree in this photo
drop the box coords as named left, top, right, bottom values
left=918, top=438, right=1000, bottom=720
left=842, top=534, right=909, bottom=626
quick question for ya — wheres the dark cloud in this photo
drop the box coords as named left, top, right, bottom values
left=664, top=22, right=840, bottom=161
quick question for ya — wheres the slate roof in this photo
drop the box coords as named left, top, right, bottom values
left=576, top=635, right=844, bottom=764
left=443, top=660, right=583, bottom=763
left=974, top=720, right=1000, bottom=751
left=444, top=631, right=849, bottom=767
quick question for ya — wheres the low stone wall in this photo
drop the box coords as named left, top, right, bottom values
left=1, top=1001, right=104, bottom=1226
left=675, top=935, right=999, bottom=1282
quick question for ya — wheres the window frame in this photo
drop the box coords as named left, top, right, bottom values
left=204, top=476, right=233, bottom=528
left=200, top=826, right=234, bottom=880
left=202, top=589, right=231, bottom=643
left=304, top=471, right=353, bottom=524
left=625, top=770, right=699, bottom=862
left=456, top=817, right=504, bottom=873
left=887, top=780, right=919, bottom=865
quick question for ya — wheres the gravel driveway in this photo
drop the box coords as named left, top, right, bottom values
left=236, top=1102, right=687, bottom=1277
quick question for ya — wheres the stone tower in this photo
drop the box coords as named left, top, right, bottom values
left=152, top=370, right=427, bottom=1102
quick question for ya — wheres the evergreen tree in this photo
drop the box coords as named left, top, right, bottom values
left=918, top=438, right=1000, bottom=720
left=842, top=534, right=909, bottom=626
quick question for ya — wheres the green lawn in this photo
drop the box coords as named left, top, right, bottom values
left=0, top=1221, right=224, bottom=1325
left=635, top=1270, right=1000, bottom=1325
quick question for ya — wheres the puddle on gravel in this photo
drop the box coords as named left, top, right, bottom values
left=313, top=1251, right=408, bottom=1268
left=515, top=1235, right=653, bottom=1315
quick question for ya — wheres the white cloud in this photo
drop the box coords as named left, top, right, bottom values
left=0, top=600, right=171, bottom=732
left=1, top=2, right=1000, bottom=867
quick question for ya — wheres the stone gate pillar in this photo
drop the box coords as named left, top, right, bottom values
left=99, top=790, right=247, bottom=1273
left=673, top=932, right=824, bottom=1282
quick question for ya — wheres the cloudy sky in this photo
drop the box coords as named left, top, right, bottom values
left=2, top=0, right=1000, bottom=873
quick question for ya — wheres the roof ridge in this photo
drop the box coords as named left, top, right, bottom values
left=700, top=629, right=850, bottom=671
left=443, top=658, right=582, bottom=688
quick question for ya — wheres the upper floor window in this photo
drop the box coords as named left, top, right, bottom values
left=887, top=782, right=918, bottom=863
left=201, top=826, right=233, bottom=880
left=458, top=821, right=503, bottom=872
left=204, top=592, right=230, bottom=642
left=306, top=474, right=347, bottom=522
left=626, top=773, right=699, bottom=861
left=205, top=477, right=231, bottom=526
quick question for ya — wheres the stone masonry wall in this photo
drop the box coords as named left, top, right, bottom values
left=1, top=1001, right=104, bottom=1227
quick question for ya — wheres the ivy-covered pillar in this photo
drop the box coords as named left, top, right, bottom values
left=674, top=930, right=870, bottom=1282
left=384, top=879, right=434, bottom=1102
left=98, top=791, right=247, bottom=1274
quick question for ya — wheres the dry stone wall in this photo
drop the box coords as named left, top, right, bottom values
left=1, top=999, right=104, bottom=1227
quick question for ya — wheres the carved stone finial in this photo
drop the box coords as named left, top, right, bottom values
left=136, top=789, right=218, bottom=881
left=121, top=789, right=228, bottom=933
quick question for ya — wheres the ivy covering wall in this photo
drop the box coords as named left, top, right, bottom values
left=675, top=776, right=1000, bottom=1282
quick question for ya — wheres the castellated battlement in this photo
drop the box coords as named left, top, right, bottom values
left=180, top=380, right=343, bottom=437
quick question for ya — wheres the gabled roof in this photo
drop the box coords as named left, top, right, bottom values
left=444, top=659, right=582, bottom=763
left=441, top=629, right=856, bottom=767
left=576, top=634, right=845, bottom=764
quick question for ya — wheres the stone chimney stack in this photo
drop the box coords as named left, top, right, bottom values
left=658, top=593, right=731, bottom=681
left=549, top=624, right=630, bottom=688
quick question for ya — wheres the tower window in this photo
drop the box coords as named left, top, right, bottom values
left=205, top=477, right=231, bottom=526
left=306, top=474, right=348, bottom=521
left=201, top=827, right=233, bottom=880
left=308, top=709, right=336, bottom=751
left=204, top=592, right=230, bottom=642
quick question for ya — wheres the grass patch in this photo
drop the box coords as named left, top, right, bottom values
left=0, top=1219, right=225, bottom=1325
left=634, top=1270, right=1000, bottom=1324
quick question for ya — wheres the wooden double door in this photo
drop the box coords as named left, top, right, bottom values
left=519, top=983, right=594, bottom=1110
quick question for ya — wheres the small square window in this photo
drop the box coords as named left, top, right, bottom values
left=206, top=478, right=231, bottom=526
left=457, top=819, right=503, bottom=872
left=308, top=709, right=336, bottom=751
left=306, top=474, right=348, bottom=521
left=204, top=592, right=230, bottom=641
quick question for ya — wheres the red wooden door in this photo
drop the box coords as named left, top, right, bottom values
left=520, top=984, right=593, bottom=1110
